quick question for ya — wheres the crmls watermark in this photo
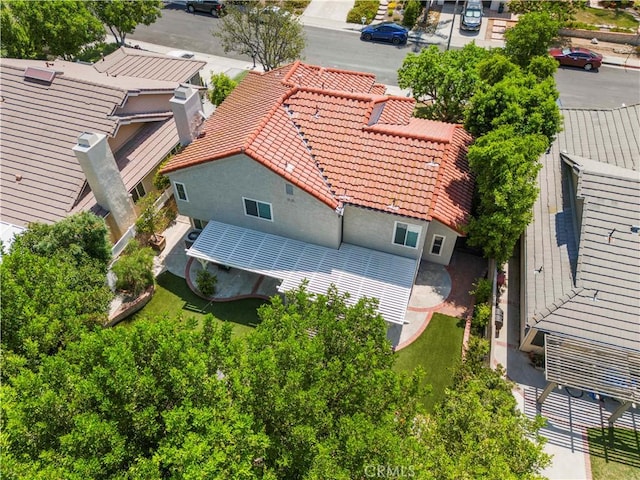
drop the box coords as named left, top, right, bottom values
left=364, top=465, right=415, bottom=478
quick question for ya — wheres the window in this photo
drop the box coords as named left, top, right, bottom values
left=193, top=218, right=208, bottom=230
left=285, top=183, right=294, bottom=196
left=130, top=182, right=146, bottom=203
left=393, top=222, right=420, bottom=248
left=430, top=235, right=445, bottom=256
left=243, top=198, right=272, bottom=221
left=174, top=182, right=188, bottom=202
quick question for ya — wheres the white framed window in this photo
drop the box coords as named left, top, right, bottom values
left=193, top=218, right=208, bottom=230
left=174, top=181, right=188, bottom=202
left=430, top=234, right=445, bottom=256
left=243, top=197, right=273, bottom=221
left=130, top=182, right=146, bottom=203
left=285, top=183, right=294, bottom=196
left=393, top=221, right=421, bottom=248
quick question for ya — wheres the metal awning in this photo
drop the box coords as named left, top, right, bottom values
left=187, top=220, right=418, bottom=325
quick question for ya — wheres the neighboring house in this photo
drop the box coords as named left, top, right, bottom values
left=0, top=47, right=206, bottom=241
left=521, top=105, right=640, bottom=415
left=161, top=62, right=474, bottom=340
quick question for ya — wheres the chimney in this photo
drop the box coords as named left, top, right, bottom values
left=170, top=84, right=204, bottom=146
left=72, top=132, right=136, bottom=234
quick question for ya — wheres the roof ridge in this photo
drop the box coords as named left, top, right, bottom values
left=532, top=287, right=583, bottom=323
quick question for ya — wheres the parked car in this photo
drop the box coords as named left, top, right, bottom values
left=186, top=0, right=224, bottom=16
left=360, top=22, right=409, bottom=45
left=549, top=47, right=603, bottom=71
left=460, top=0, right=483, bottom=31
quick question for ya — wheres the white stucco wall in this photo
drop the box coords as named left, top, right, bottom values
left=420, top=219, right=459, bottom=265
left=166, top=154, right=342, bottom=248
left=342, top=205, right=429, bottom=260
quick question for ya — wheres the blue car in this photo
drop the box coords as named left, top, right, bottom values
left=360, top=22, right=409, bottom=45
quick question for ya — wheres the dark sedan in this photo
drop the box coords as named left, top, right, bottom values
left=549, top=47, right=603, bottom=71
left=360, top=22, right=409, bottom=45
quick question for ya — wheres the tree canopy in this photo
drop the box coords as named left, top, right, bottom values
left=89, top=0, right=163, bottom=46
left=504, top=11, right=562, bottom=68
left=1, top=213, right=113, bottom=370
left=0, top=0, right=104, bottom=59
left=1, top=280, right=551, bottom=479
left=465, top=126, right=548, bottom=264
left=398, top=43, right=492, bottom=123
left=1, top=319, right=270, bottom=479
left=464, top=68, right=561, bottom=143
left=214, top=2, right=305, bottom=71
left=227, top=285, right=428, bottom=478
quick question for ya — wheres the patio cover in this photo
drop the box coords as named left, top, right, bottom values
left=187, top=220, right=418, bottom=325
left=544, top=334, right=640, bottom=404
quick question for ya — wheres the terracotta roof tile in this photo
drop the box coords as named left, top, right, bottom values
left=162, top=63, right=474, bottom=230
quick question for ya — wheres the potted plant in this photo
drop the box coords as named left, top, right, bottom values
left=135, top=192, right=166, bottom=251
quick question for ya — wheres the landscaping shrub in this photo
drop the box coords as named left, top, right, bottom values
left=283, top=0, right=311, bottom=14
left=208, top=72, right=237, bottom=107
left=472, top=302, right=492, bottom=334
left=470, top=277, right=492, bottom=304
left=112, top=239, right=154, bottom=296
left=346, top=0, right=378, bottom=24
left=197, top=268, right=218, bottom=297
left=74, top=42, right=119, bottom=63
left=402, top=0, right=421, bottom=28
left=153, top=161, right=171, bottom=192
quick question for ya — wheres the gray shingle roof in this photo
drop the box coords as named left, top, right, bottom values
left=0, top=52, right=202, bottom=227
left=525, top=105, right=640, bottom=352
left=93, top=47, right=205, bottom=83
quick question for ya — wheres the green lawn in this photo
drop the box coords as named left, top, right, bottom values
left=393, top=313, right=465, bottom=412
left=119, top=271, right=267, bottom=337
left=574, top=7, right=639, bottom=31
left=588, top=427, right=640, bottom=480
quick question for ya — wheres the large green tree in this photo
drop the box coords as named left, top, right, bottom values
left=0, top=0, right=104, bottom=59
left=1, top=318, right=271, bottom=479
left=214, top=2, right=305, bottom=71
left=465, top=126, right=548, bottom=264
left=227, top=285, right=429, bottom=479
left=1, top=213, right=113, bottom=370
left=398, top=43, right=492, bottom=123
left=464, top=69, right=561, bottom=143
left=427, top=338, right=551, bottom=479
left=504, top=11, right=561, bottom=67
left=89, top=0, right=163, bottom=46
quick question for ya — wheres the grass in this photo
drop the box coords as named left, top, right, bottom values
left=588, top=427, right=640, bottom=480
left=573, top=7, right=639, bottom=31
left=119, top=271, right=267, bottom=337
left=393, top=313, right=465, bottom=412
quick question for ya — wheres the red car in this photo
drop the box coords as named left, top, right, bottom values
left=549, top=47, right=603, bottom=71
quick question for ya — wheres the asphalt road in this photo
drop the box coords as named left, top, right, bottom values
left=131, top=4, right=410, bottom=85
left=554, top=65, right=640, bottom=109
left=133, top=4, right=640, bottom=105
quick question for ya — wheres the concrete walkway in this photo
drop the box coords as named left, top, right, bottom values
left=491, top=249, right=639, bottom=480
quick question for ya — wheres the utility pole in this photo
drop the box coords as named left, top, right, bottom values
left=446, top=0, right=459, bottom=51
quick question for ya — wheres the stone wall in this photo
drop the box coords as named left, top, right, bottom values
left=560, top=28, right=640, bottom=46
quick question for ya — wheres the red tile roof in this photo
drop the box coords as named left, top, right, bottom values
left=162, top=62, right=474, bottom=232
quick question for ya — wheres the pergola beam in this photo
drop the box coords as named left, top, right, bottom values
left=537, top=381, right=558, bottom=405
left=608, top=401, right=632, bottom=426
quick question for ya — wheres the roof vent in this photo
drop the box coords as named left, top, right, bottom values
left=24, top=67, right=56, bottom=84
left=631, top=225, right=640, bottom=234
